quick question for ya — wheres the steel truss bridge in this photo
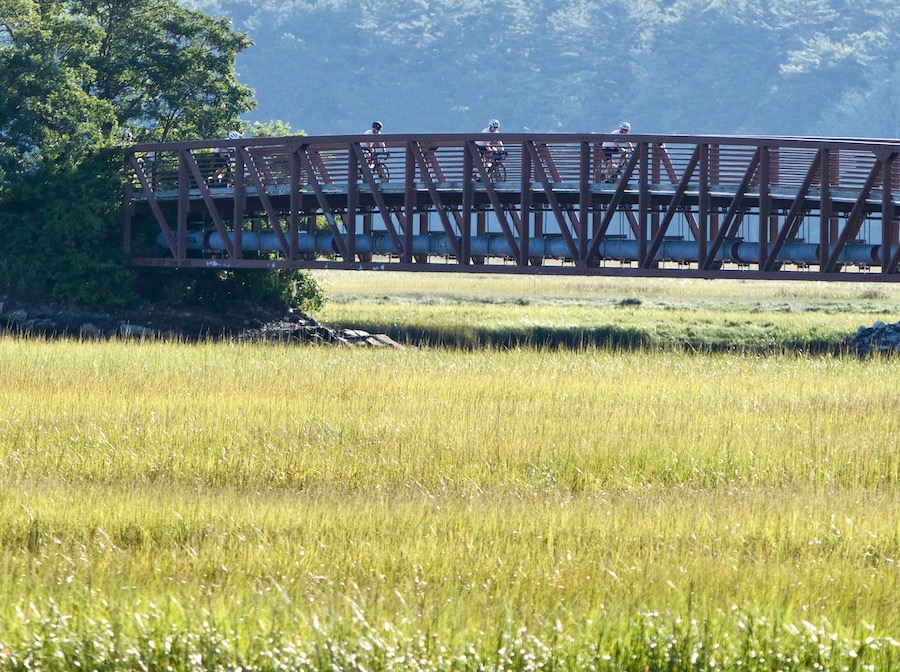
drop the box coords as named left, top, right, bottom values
left=124, top=133, right=900, bottom=281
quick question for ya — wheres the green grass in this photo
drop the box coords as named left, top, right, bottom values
left=1, top=322, right=900, bottom=669
left=316, top=271, right=900, bottom=351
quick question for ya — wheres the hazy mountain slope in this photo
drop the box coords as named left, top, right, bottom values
left=187, top=0, right=900, bottom=137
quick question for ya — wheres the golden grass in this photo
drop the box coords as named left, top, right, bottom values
left=1, top=335, right=899, bottom=652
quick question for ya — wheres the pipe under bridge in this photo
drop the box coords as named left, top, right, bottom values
left=124, top=133, right=900, bottom=281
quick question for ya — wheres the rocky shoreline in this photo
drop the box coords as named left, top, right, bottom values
left=0, top=296, right=403, bottom=348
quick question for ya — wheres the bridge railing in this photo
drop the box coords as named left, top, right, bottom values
left=124, top=133, right=900, bottom=279
left=127, top=135, right=896, bottom=194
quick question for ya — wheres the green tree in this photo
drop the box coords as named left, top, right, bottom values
left=0, top=0, right=115, bottom=189
left=69, top=0, right=255, bottom=141
left=0, top=150, right=137, bottom=308
left=1, top=0, right=321, bottom=312
left=247, top=119, right=304, bottom=138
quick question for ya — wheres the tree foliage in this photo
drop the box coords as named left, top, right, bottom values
left=0, top=150, right=137, bottom=308
left=0, top=0, right=115, bottom=184
left=0, top=0, right=321, bottom=311
left=196, top=0, right=900, bottom=138
left=69, top=0, right=255, bottom=141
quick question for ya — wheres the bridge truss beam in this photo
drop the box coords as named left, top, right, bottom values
left=124, top=133, right=900, bottom=281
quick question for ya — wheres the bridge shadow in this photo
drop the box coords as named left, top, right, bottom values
left=331, top=322, right=846, bottom=354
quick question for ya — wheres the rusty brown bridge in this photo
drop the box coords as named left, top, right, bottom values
left=124, top=133, right=900, bottom=281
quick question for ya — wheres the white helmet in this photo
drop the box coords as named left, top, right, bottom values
left=228, top=130, right=242, bottom=140
left=619, top=121, right=631, bottom=132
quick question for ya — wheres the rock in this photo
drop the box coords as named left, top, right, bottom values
left=847, top=320, right=900, bottom=355
left=119, top=323, right=156, bottom=337
left=80, top=323, right=102, bottom=338
left=31, top=318, right=57, bottom=332
left=370, top=333, right=403, bottom=348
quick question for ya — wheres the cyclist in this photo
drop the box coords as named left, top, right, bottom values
left=361, top=121, right=386, bottom=167
left=474, top=119, right=504, bottom=179
left=601, top=121, right=631, bottom=182
left=210, top=130, right=242, bottom=185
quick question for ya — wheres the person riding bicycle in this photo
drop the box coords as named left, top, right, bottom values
left=601, top=121, right=631, bottom=182
left=474, top=119, right=505, bottom=180
left=361, top=121, right=386, bottom=169
left=210, top=130, right=242, bottom=185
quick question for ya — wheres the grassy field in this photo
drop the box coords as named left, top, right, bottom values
left=1, top=274, right=899, bottom=670
left=317, top=272, right=900, bottom=351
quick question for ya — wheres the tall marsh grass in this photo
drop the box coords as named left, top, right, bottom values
left=1, top=331, right=899, bottom=669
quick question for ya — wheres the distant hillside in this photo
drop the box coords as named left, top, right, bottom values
left=186, top=0, right=900, bottom=138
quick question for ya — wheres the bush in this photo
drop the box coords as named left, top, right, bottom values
left=135, top=267, right=325, bottom=312
left=0, top=150, right=139, bottom=309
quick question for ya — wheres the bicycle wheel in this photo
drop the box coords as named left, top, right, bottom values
left=372, top=161, right=391, bottom=182
left=491, top=162, right=506, bottom=183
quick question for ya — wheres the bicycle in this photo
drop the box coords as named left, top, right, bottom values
left=360, top=150, right=390, bottom=183
left=475, top=148, right=508, bottom=183
left=488, top=149, right=508, bottom=182
left=599, top=146, right=630, bottom=183
left=208, top=151, right=235, bottom=187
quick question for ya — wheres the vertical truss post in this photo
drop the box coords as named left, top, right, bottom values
left=882, top=151, right=895, bottom=275
left=521, top=140, right=533, bottom=265
left=404, top=143, right=416, bottom=264
left=177, top=150, right=189, bottom=262
left=769, top=147, right=780, bottom=242
left=362, top=213, right=372, bottom=262
left=304, top=211, right=317, bottom=262
left=416, top=211, right=428, bottom=263
left=698, top=143, right=709, bottom=268
left=758, top=146, right=771, bottom=269
left=289, top=147, right=300, bottom=260
left=710, top=144, right=720, bottom=241
left=819, top=149, right=832, bottom=270
left=461, top=144, right=473, bottom=265
left=578, top=141, right=590, bottom=265
left=830, top=151, right=841, bottom=243
left=232, top=148, right=244, bottom=259
left=347, top=146, right=359, bottom=262
left=638, top=143, right=650, bottom=266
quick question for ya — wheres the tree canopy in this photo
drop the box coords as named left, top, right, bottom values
left=193, top=0, right=900, bottom=138
left=0, top=0, right=257, bottom=307
left=0, top=0, right=254, bottom=172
